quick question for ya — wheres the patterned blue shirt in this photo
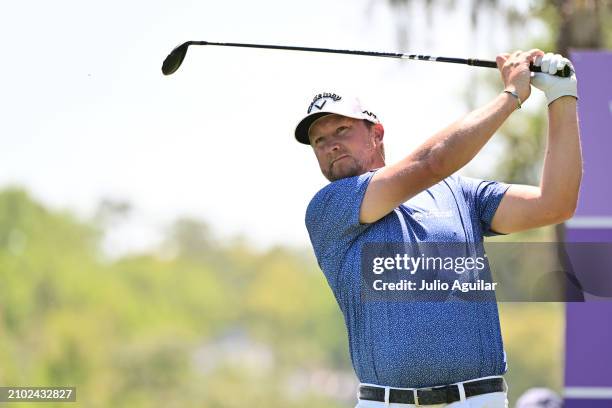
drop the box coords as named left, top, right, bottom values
left=305, top=170, right=511, bottom=388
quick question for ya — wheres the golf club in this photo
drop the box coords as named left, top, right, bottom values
left=161, top=40, right=572, bottom=77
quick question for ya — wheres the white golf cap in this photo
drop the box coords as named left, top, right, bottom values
left=294, top=92, right=380, bottom=145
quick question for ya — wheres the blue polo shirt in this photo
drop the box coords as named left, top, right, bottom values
left=305, top=170, right=511, bottom=388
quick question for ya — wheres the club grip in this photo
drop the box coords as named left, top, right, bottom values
left=529, top=63, right=572, bottom=78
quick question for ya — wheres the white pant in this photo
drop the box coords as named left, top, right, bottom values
left=354, top=376, right=509, bottom=408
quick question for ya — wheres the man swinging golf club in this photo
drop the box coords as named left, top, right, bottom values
left=296, top=49, right=581, bottom=407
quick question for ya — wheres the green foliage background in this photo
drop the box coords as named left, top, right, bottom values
left=0, top=188, right=563, bottom=407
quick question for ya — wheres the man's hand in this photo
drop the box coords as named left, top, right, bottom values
left=496, top=49, right=544, bottom=103
left=531, top=52, right=578, bottom=106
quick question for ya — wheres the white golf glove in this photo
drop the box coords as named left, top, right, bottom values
left=531, top=52, right=578, bottom=105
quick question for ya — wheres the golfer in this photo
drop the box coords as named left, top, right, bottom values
left=295, top=49, right=581, bottom=407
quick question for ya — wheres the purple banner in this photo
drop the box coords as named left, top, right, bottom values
left=570, top=51, right=612, bottom=216
left=566, top=400, right=612, bottom=408
left=565, top=302, right=612, bottom=385
left=564, top=51, right=612, bottom=405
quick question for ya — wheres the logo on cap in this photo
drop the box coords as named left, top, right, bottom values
left=362, top=110, right=378, bottom=121
left=307, top=93, right=342, bottom=114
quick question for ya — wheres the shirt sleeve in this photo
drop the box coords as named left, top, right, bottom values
left=305, top=171, right=376, bottom=266
left=458, top=176, right=511, bottom=237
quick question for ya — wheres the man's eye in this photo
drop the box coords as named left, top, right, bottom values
left=337, top=126, right=348, bottom=134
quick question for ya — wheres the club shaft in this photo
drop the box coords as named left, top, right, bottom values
left=190, top=41, right=404, bottom=58
left=191, top=41, right=496, bottom=66
left=173, top=41, right=571, bottom=77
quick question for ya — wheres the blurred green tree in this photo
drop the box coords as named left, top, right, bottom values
left=0, top=188, right=353, bottom=407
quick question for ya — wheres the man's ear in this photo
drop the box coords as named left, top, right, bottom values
left=373, top=123, right=384, bottom=145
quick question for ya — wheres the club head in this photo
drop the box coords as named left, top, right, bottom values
left=162, top=42, right=190, bottom=75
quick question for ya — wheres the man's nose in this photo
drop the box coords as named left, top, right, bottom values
left=328, top=142, right=341, bottom=154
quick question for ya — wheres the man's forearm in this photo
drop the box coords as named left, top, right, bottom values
left=540, top=96, right=582, bottom=215
left=425, top=92, right=517, bottom=178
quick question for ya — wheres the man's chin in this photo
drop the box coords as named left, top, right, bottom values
left=325, top=165, right=363, bottom=182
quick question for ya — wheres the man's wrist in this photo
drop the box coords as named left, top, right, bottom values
left=499, top=90, right=520, bottom=114
left=548, top=95, right=578, bottom=120
left=503, top=89, right=522, bottom=110
left=548, top=95, right=578, bottom=109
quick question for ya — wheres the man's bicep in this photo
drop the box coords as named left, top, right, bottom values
left=490, top=184, right=570, bottom=234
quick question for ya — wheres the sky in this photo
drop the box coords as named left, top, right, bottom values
left=0, top=0, right=546, bottom=256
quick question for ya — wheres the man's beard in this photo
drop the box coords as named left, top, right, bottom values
left=325, top=156, right=363, bottom=182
